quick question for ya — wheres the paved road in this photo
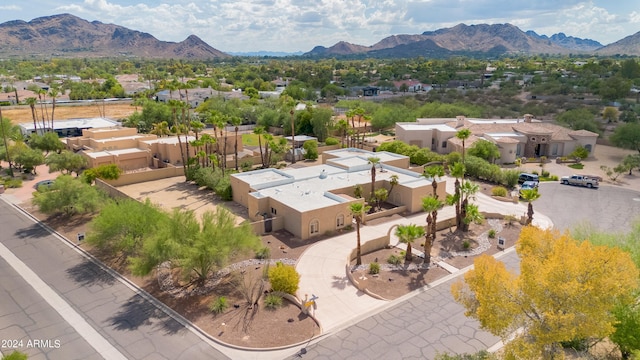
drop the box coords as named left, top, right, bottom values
left=290, top=250, right=520, bottom=360
left=0, top=199, right=228, bottom=360
left=535, top=182, right=640, bottom=233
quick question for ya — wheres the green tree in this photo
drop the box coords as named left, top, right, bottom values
left=302, top=140, right=318, bottom=160
left=448, top=162, right=466, bottom=229
left=603, top=106, right=619, bottom=123
left=349, top=202, right=371, bottom=266
left=268, top=262, right=300, bottom=295
left=424, top=165, right=445, bottom=198
left=610, top=122, right=640, bottom=154
left=459, top=180, right=480, bottom=232
left=253, top=125, right=267, bottom=167
left=87, top=198, right=166, bottom=256
left=395, top=223, right=425, bottom=262
left=131, top=207, right=260, bottom=285
left=32, top=175, right=102, bottom=216
left=28, top=132, right=65, bottom=155
left=520, top=187, right=541, bottom=226
left=452, top=227, right=640, bottom=360
left=599, top=75, right=631, bottom=102
left=45, top=150, right=87, bottom=176
left=467, top=140, right=500, bottom=163
left=0, top=113, right=15, bottom=176
left=373, top=187, right=388, bottom=211
left=11, top=144, right=44, bottom=174
left=2, top=351, right=28, bottom=360
left=622, top=154, right=640, bottom=175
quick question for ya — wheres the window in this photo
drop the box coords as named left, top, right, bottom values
left=442, top=141, right=447, bottom=148
left=336, top=214, right=345, bottom=228
left=551, top=143, right=558, bottom=156
left=530, top=137, right=536, bottom=141
left=310, top=220, right=319, bottom=234
left=585, top=144, right=592, bottom=152
left=271, top=207, right=277, bottom=215
left=516, top=144, right=522, bottom=156
left=431, top=138, right=435, bottom=144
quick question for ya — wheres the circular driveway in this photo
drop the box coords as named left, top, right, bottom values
left=535, top=182, right=640, bottom=233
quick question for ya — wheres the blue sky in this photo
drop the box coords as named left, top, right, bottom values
left=0, top=0, right=638, bottom=53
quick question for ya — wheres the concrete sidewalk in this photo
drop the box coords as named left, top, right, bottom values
left=295, top=175, right=552, bottom=335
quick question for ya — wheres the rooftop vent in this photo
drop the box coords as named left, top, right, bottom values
left=319, top=169, right=328, bottom=179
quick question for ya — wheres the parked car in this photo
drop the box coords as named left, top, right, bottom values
left=519, top=181, right=539, bottom=198
left=518, top=173, right=539, bottom=185
left=33, top=179, right=54, bottom=190
left=560, top=174, right=599, bottom=188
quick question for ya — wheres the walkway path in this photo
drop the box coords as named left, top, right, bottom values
left=295, top=176, right=552, bottom=335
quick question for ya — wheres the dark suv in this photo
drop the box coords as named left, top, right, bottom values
left=518, top=173, right=539, bottom=184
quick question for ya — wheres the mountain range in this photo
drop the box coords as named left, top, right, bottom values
left=306, top=23, right=640, bottom=58
left=0, top=14, right=229, bottom=59
left=0, top=14, right=639, bottom=59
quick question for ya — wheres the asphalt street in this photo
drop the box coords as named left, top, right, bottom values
left=0, top=199, right=228, bottom=360
left=535, top=182, right=640, bottom=233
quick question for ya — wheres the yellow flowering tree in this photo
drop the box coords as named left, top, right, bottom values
left=452, top=227, right=639, bottom=359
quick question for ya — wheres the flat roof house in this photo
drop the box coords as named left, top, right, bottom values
left=231, top=148, right=446, bottom=240
left=20, top=117, right=120, bottom=137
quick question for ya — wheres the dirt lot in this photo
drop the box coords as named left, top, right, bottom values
left=3, top=101, right=137, bottom=124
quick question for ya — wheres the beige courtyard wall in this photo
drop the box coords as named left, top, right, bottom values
left=104, top=166, right=184, bottom=187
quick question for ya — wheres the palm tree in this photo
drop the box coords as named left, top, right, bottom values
left=374, top=188, right=388, bottom=212
left=336, top=119, right=348, bottom=147
left=456, top=128, right=472, bottom=164
left=253, top=125, right=266, bottom=168
left=150, top=121, right=170, bottom=137
left=387, top=174, right=399, bottom=199
left=37, top=88, right=48, bottom=131
left=367, top=156, right=380, bottom=201
left=0, top=109, right=14, bottom=176
left=449, top=162, right=466, bottom=228
left=48, top=86, right=60, bottom=130
left=424, top=165, right=445, bottom=198
left=230, top=116, right=242, bottom=171
left=190, top=120, right=204, bottom=141
left=421, top=195, right=443, bottom=264
left=395, top=224, right=425, bottom=262
left=349, top=202, right=371, bottom=266
left=26, top=97, right=38, bottom=133
left=460, top=180, right=480, bottom=232
left=520, top=188, right=541, bottom=225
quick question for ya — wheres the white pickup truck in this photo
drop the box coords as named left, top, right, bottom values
left=560, top=174, right=599, bottom=188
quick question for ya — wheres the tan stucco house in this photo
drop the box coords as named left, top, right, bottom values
left=231, top=148, right=445, bottom=241
left=395, top=114, right=599, bottom=164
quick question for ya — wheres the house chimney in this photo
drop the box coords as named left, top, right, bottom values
left=456, top=115, right=466, bottom=128
left=524, top=114, right=533, bottom=123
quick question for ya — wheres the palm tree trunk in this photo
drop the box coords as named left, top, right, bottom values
left=405, top=243, right=413, bottom=261
left=356, top=221, right=362, bottom=266
left=258, top=136, right=264, bottom=168
left=234, top=126, right=239, bottom=171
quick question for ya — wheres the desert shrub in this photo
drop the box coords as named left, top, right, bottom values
left=324, top=137, right=339, bottom=146
left=463, top=240, right=471, bottom=249
left=369, top=262, right=380, bottom=274
left=268, top=262, right=300, bottom=294
left=447, top=151, right=462, bottom=165
left=502, top=169, right=520, bottom=188
left=240, top=160, right=253, bottom=172
left=255, top=247, right=271, bottom=260
left=214, top=176, right=233, bottom=200
left=2, top=351, right=28, bottom=360
left=264, top=293, right=283, bottom=310
left=209, top=296, right=228, bottom=314
left=491, top=186, right=508, bottom=197
left=541, top=170, right=550, bottom=177
left=488, top=229, right=496, bottom=238
left=3, top=178, right=22, bottom=188
left=193, top=166, right=224, bottom=190
left=387, top=254, right=402, bottom=265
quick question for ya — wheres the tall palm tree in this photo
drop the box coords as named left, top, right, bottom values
left=37, top=89, right=48, bottom=131
left=424, top=165, right=445, bottom=199
left=367, top=156, right=380, bottom=201
left=421, top=195, right=443, bottom=265
left=520, top=188, right=541, bottom=225
left=449, top=162, right=466, bottom=228
left=349, top=202, right=371, bottom=266
left=150, top=121, right=171, bottom=137
left=48, top=86, right=60, bottom=131
left=456, top=128, right=472, bottom=164
left=26, top=97, right=38, bottom=133
left=230, top=116, right=242, bottom=171
left=253, top=125, right=266, bottom=168
left=395, top=224, right=425, bottom=262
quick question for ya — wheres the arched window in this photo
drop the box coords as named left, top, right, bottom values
left=310, top=219, right=319, bottom=235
